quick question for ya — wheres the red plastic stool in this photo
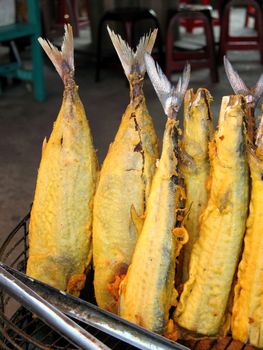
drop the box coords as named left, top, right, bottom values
left=245, top=4, right=257, bottom=28
left=178, top=0, right=220, bottom=32
left=166, top=5, right=219, bottom=83
left=218, top=0, right=263, bottom=64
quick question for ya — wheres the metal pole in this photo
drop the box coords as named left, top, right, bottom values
left=0, top=266, right=110, bottom=350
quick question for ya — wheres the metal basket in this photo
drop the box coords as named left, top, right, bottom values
left=0, top=214, right=255, bottom=350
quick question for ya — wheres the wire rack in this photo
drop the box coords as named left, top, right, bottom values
left=0, top=214, right=256, bottom=350
left=0, top=214, right=142, bottom=350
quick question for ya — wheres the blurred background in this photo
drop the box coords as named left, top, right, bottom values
left=0, top=0, right=262, bottom=238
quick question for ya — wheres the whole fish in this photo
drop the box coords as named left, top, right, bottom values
left=180, top=88, right=214, bottom=283
left=93, top=28, right=159, bottom=313
left=119, top=54, right=190, bottom=334
left=27, top=25, right=98, bottom=296
left=231, top=116, right=263, bottom=348
left=225, top=60, right=263, bottom=348
left=175, top=94, right=249, bottom=336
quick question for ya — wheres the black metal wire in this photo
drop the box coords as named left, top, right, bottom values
left=0, top=214, right=30, bottom=260
left=3, top=236, right=25, bottom=262
left=10, top=250, right=26, bottom=269
left=1, top=327, right=24, bottom=350
left=0, top=310, right=50, bottom=349
left=23, top=221, right=28, bottom=270
left=0, top=338, right=14, bottom=350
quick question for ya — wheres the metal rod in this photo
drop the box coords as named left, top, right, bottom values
left=0, top=263, right=189, bottom=350
left=0, top=265, right=110, bottom=350
left=10, top=40, right=22, bottom=66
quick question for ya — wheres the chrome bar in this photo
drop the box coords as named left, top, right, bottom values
left=0, top=264, right=110, bottom=350
left=0, top=263, right=189, bottom=350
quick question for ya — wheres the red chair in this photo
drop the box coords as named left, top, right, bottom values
left=178, top=0, right=220, bottom=32
left=218, top=0, right=263, bottom=64
left=245, top=4, right=256, bottom=28
left=57, top=0, right=89, bottom=37
left=166, top=5, right=219, bottom=83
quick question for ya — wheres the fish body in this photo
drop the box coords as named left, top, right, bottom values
left=175, top=95, right=249, bottom=335
left=93, top=29, right=159, bottom=313
left=180, top=88, right=214, bottom=283
left=118, top=54, right=190, bottom=333
left=231, top=112, right=263, bottom=348
left=27, top=26, right=98, bottom=295
left=223, top=58, right=263, bottom=347
left=119, top=117, right=187, bottom=333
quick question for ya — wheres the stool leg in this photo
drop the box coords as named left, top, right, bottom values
left=124, top=21, right=133, bottom=48
left=218, top=4, right=230, bottom=64
left=95, top=18, right=104, bottom=82
left=185, top=19, right=194, bottom=33
left=255, top=7, right=263, bottom=64
left=152, top=17, right=164, bottom=68
left=165, top=22, right=176, bottom=79
left=65, top=0, right=80, bottom=37
left=31, top=34, right=45, bottom=101
left=244, top=6, right=249, bottom=27
left=28, top=0, right=45, bottom=101
left=204, top=17, right=219, bottom=83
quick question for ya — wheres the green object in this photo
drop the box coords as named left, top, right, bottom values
left=0, top=0, right=45, bottom=101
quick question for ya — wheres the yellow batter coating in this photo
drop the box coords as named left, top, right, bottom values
left=119, top=118, right=188, bottom=333
left=118, top=54, right=190, bottom=334
left=175, top=95, right=249, bottom=336
left=27, top=25, right=98, bottom=296
left=93, top=29, right=159, bottom=313
left=231, top=112, right=263, bottom=348
left=180, top=88, right=214, bottom=283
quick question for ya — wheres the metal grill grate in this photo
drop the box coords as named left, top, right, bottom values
left=0, top=215, right=255, bottom=350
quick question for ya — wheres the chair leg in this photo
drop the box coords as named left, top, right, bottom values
left=165, top=28, right=175, bottom=80
left=31, top=33, right=45, bottom=101
left=152, top=17, right=164, bottom=68
left=65, top=0, right=79, bottom=37
left=255, top=8, right=263, bottom=64
left=244, top=6, right=249, bottom=27
left=28, top=0, right=45, bottom=101
left=218, top=5, right=230, bottom=64
left=204, top=18, right=219, bottom=83
left=95, top=18, right=104, bottom=82
left=185, top=19, right=194, bottom=33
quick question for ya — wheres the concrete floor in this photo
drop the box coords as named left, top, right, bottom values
left=0, top=8, right=262, bottom=242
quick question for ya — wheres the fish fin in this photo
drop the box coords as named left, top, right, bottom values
left=171, top=288, right=179, bottom=307
left=38, top=24, right=74, bottom=84
left=164, top=319, right=181, bottom=341
left=130, top=205, right=144, bottom=236
left=173, top=227, right=189, bottom=257
left=66, top=273, right=86, bottom=297
left=134, top=29, right=158, bottom=75
left=254, top=73, right=263, bottom=104
left=42, top=137, right=47, bottom=155
left=107, top=274, right=126, bottom=302
left=107, top=26, right=157, bottom=78
left=256, top=108, right=263, bottom=148
left=119, top=273, right=127, bottom=295
left=174, top=65, right=191, bottom=107
left=144, top=52, right=190, bottom=118
left=224, top=56, right=249, bottom=96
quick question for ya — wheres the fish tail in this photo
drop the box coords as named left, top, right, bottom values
left=38, top=24, right=74, bottom=85
left=144, top=52, right=190, bottom=118
left=107, top=26, right=157, bottom=78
